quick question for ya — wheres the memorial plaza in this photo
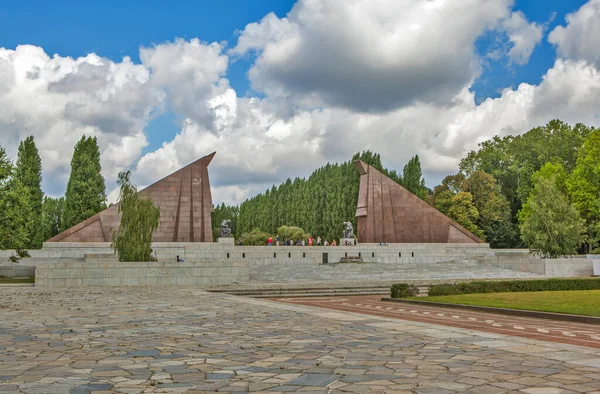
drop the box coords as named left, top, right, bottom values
left=2, top=286, right=600, bottom=393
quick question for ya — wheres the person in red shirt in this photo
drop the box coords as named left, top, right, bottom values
left=267, top=237, right=273, bottom=246
left=308, top=237, right=313, bottom=246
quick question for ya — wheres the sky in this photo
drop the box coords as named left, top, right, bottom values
left=1, top=0, right=600, bottom=206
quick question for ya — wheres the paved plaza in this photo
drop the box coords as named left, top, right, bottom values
left=1, top=288, right=600, bottom=393
left=273, top=295, right=600, bottom=349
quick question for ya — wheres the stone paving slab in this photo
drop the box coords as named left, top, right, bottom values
left=1, top=287, right=600, bottom=393
left=271, top=295, right=600, bottom=349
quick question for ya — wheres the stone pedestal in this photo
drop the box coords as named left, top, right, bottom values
left=340, top=238, right=356, bottom=246
left=218, top=237, right=235, bottom=245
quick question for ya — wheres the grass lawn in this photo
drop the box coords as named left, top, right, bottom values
left=416, top=290, right=600, bottom=317
left=0, top=276, right=35, bottom=284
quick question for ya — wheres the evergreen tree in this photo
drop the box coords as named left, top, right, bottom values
left=401, top=155, right=426, bottom=199
left=62, top=136, right=106, bottom=230
left=112, top=170, right=160, bottom=262
left=520, top=164, right=585, bottom=257
left=14, top=136, right=43, bottom=248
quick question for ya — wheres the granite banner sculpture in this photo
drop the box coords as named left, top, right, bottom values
left=354, top=160, right=483, bottom=244
left=48, top=152, right=216, bottom=243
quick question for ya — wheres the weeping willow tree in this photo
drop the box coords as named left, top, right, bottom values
left=112, top=171, right=160, bottom=262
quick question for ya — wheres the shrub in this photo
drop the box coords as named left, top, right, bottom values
left=238, top=228, right=271, bottom=246
left=277, top=225, right=311, bottom=243
left=390, top=283, right=419, bottom=298
left=427, top=278, right=600, bottom=296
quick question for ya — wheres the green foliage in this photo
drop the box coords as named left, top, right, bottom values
left=238, top=228, right=271, bottom=246
left=432, top=171, right=516, bottom=246
left=237, top=150, right=403, bottom=242
left=567, top=129, right=600, bottom=252
left=14, top=136, right=43, bottom=248
left=466, top=171, right=517, bottom=247
left=277, top=225, right=310, bottom=242
left=41, top=196, right=64, bottom=241
left=519, top=164, right=585, bottom=257
left=211, top=203, right=239, bottom=240
left=0, top=145, right=33, bottom=251
left=401, top=155, right=426, bottom=199
left=460, top=120, right=593, bottom=245
left=427, top=278, right=600, bottom=297
left=447, top=192, right=484, bottom=238
left=62, top=136, right=107, bottom=231
left=111, top=171, right=160, bottom=262
left=390, top=283, right=419, bottom=298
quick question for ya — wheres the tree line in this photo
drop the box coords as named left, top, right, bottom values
left=221, top=120, right=599, bottom=257
left=0, top=136, right=106, bottom=250
left=1, top=119, right=598, bottom=257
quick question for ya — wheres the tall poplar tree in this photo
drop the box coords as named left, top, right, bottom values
left=0, top=145, right=33, bottom=251
left=401, top=155, right=426, bottom=199
left=14, top=136, right=43, bottom=247
left=62, top=136, right=107, bottom=230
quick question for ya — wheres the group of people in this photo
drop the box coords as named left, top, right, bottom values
left=266, top=236, right=357, bottom=246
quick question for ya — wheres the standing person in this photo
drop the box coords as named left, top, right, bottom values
left=317, top=236, right=322, bottom=246
left=354, top=237, right=358, bottom=246
left=268, top=236, right=273, bottom=246
left=308, top=237, right=313, bottom=246
left=301, top=239, right=306, bottom=246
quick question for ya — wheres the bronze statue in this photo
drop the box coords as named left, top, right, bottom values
left=343, top=221, right=354, bottom=239
left=220, top=219, right=232, bottom=238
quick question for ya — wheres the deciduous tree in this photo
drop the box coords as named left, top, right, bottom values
left=520, top=164, right=585, bottom=257
left=111, top=170, right=160, bottom=262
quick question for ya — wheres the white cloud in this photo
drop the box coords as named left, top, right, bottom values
left=502, top=11, right=544, bottom=65
left=0, top=45, right=163, bottom=196
left=4, top=2, right=600, bottom=209
left=232, top=0, right=513, bottom=112
left=140, top=38, right=229, bottom=130
left=549, top=0, right=600, bottom=66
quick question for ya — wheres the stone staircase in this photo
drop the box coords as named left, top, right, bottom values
left=249, top=260, right=545, bottom=283
left=207, top=284, right=391, bottom=298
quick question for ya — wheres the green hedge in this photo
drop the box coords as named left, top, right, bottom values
left=390, top=283, right=419, bottom=298
left=426, top=278, right=600, bottom=297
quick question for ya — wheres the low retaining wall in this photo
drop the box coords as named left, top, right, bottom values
left=488, top=256, right=594, bottom=277
left=35, top=260, right=248, bottom=287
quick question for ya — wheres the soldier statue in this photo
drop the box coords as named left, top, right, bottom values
left=220, top=219, right=232, bottom=238
left=343, top=221, right=354, bottom=239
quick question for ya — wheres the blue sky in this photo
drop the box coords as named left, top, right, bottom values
left=1, top=0, right=599, bottom=204
left=0, top=0, right=587, bottom=154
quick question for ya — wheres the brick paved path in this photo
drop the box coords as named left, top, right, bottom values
left=2, top=288, right=600, bottom=393
left=272, top=295, right=600, bottom=349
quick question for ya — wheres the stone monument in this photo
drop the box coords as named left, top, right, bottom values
left=48, top=152, right=217, bottom=243
left=354, top=159, right=484, bottom=243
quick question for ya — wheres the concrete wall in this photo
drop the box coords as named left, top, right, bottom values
left=35, top=260, right=248, bottom=287
left=483, top=254, right=594, bottom=277
left=2, top=242, right=596, bottom=283
left=0, top=265, right=35, bottom=277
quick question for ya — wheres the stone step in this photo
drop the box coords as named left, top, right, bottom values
left=219, top=287, right=391, bottom=296
left=249, top=291, right=389, bottom=298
